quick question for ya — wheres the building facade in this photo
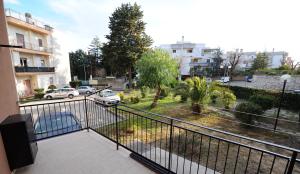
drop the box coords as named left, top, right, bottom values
left=159, top=38, right=221, bottom=78
left=227, top=50, right=288, bottom=70
left=5, top=9, right=70, bottom=97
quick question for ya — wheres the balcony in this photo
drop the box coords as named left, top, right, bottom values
left=5, top=8, right=53, bottom=35
left=10, top=39, right=53, bottom=55
left=17, top=98, right=300, bottom=174
left=15, top=66, right=55, bottom=74
left=189, top=62, right=210, bottom=67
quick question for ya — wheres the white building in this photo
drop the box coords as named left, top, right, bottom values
left=5, top=9, right=71, bottom=97
left=159, top=37, right=220, bottom=78
left=227, top=50, right=288, bottom=70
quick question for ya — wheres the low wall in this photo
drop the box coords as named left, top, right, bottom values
left=252, top=75, right=300, bottom=90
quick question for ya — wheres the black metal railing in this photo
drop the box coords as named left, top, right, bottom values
left=19, top=97, right=300, bottom=174
left=15, top=66, right=55, bottom=73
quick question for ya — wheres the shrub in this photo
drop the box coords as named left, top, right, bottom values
left=34, top=88, right=44, bottom=99
left=210, top=90, right=220, bottom=104
left=249, top=94, right=274, bottom=110
left=118, top=92, right=125, bottom=101
left=160, top=86, right=170, bottom=98
left=48, top=84, right=57, bottom=90
left=221, top=90, right=236, bottom=109
left=69, top=81, right=81, bottom=88
left=235, top=102, right=263, bottom=127
left=140, top=86, right=150, bottom=98
left=174, top=81, right=189, bottom=102
left=34, top=93, right=45, bottom=99
left=129, top=90, right=141, bottom=104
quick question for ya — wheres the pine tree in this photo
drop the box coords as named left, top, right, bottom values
left=102, top=3, right=152, bottom=87
left=88, top=36, right=102, bottom=77
left=251, top=52, right=269, bottom=70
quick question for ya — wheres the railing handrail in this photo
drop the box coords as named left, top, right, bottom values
left=9, top=39, right=53, bottom=53
left=15, top=66, right=55, bottom=73
left=118, top=103, right=300, bottom=153
left=5, top=8, right=53, bottom=31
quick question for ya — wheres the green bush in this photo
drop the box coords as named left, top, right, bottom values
left=221, top=90, right=236, bottom=109
left=249, top=94, right=274, bottom=110
left=129, top=90, right=141, bottom=104
left=140, top=86, right=150, bottom=98
left=235, top=102, right=263, bottom=127
left=34, top=88, right=45, bottom=99
left=174, top=81, right=189, bottom=102
left=34, top=93, right=45, bottom=99
left=48, top=84, right=57, bottom=90
left=118, top=92, right=125, bottom=101
left=227, top=85, right=300, bottom=111
left=69, top=81, right=81, bottom=88
left=160, top=86, right=170, bottom=98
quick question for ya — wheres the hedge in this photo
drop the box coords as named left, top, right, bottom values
left=227, top=85, right=300, bottom=111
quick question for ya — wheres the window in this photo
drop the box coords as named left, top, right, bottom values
left=16, top=33, right=25, bottom=47
left=187, top=49, right=193, bottom=53
left=207, top=59, right=210, bottom=63
left=38, top=39, right=43, bottom=47
left=40, top=60, right=45, bottom=67
left=49, top=77, right=54, bottom=84
left=172, top=49, right=176, bottom=53
left=20, top=58, right=28, bottom=67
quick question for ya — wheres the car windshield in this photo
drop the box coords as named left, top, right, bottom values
left=35, top=112, right=79, bottom=133
left=100, top=91, right=116, bottom=97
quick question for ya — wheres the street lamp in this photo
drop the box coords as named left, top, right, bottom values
left=274, top=74, right=291, bottom=131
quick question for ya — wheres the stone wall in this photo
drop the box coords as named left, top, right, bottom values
left=229, top=75, right=300, bottom=91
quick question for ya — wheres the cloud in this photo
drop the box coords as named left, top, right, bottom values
left=4, top=0, right=20, bottom=5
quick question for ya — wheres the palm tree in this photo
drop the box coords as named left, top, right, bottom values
left=186, top=77, right=210, bottom=113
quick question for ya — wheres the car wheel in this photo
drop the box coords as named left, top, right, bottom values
left=68, top=94, right=74, bottom=99
left=86, top=91, right=91, bottom=95
left=46, top=96, right=52, bottom=100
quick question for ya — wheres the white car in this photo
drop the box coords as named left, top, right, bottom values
left=44, top=88, right=79, bottom=99
left=93, top=89, right=120, bottom=105
left=216, top=76, right=230, bottom=83
left=78, top=86, right=96, bottom=95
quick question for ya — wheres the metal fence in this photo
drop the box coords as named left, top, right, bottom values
left=20, top=97, right=300, bottom=174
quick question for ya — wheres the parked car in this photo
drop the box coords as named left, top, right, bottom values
left=34, top=112, right=81, bottom=139
left=293, top=89, right=300, bottom=94
left=93, top=89, right=120, bottom=105
left=216, top=76, right=230, bottom=83
left=78, top=86, right=96, bottom=95
left=44, top=88, right=79, bottom=99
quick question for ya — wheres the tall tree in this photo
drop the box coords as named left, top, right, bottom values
left=284, top=57, right=300, bottom=70
left=227, top=49, right=242, bottom=78
left=251, top=52, right=269, bottom=70
left=88, top=36, right=103, bottom=77
left=102, top=3, right=152, bottom=87
left=69, top=49, right=89, bottom=80
left=211, top=48, right=224, bottom=76
left=136, top=49, right=178, bottom=108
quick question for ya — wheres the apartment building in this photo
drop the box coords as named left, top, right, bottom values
left=227, top=50, right=288, bottom=70
left=159, top=37, right=220, bottom=78
left=5, top=9, right=70, bottom=97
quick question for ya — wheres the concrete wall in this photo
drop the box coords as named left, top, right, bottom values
left=252, top=75, right=300, bottom=91
left=0, top=0, right=20, bottom=173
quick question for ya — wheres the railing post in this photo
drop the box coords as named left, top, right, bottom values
left=286, top=151, right=297, bottom=174
left=115, top=104, right=119, bottom=150
left=168, top=119, right=174, bottom=172
left=274, top=79, right=287, bottom=131
left=84, top=95, right=89, bottom=131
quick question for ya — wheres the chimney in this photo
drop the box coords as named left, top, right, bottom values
left=181, top=36, right=184, bottom=43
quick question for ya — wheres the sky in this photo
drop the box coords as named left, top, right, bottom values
left=4, top=0, right=300, bottom=61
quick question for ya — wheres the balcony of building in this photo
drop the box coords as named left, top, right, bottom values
left=15, top=66, right=55, bottom=74
left=5, top=8, right=53, bottom=35
left=9, top=39, right=52, bottom=56
left=14, top=98, right=300, bottom=174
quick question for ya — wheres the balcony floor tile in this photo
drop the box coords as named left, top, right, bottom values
left=16, top=130, right=154, bottom=174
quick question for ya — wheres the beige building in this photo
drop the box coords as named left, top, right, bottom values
left=5, top=9, right=70, bottom=97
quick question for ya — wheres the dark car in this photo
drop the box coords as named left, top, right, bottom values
left=34, top=112, right=81, bottom=139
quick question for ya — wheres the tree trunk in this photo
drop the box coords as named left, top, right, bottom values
left=128, top=67, right=132, bottom=89
left=151, top=86, right=161, bottom=108
left=192, top=103, right=202, bottom=114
